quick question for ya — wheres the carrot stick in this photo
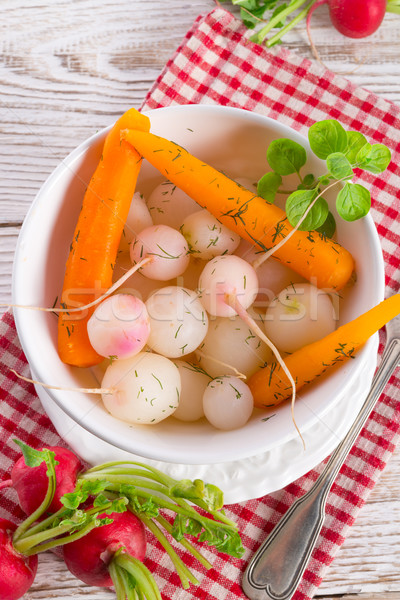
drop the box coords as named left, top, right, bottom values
left=121, top=129, right=355, bottom=291
left=248, top=294, right=400, bottom=409
left=58, top=108, right=150, bottom=368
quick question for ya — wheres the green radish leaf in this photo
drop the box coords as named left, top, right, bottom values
left=267, top=138, right=307, bottom=175
left=286, top=189, right=329, bottom=231
left=308, top=119, right=347, bottom=159
left=13, top=439, right=56, bottom=469
left=315, top=211, right=337, bottom=238
left=170, top=478, right=223, bottom=510
left=326, top=152, right=354, bottom=179
left=336, top=182, right=371, bottom=221
left=257, top=172, right=282, bottom=203
left=344, top=131, right=368, bottom=164
left=356, top=143, right=392, bottom=174
left=61, top=479, right=110, bottom=509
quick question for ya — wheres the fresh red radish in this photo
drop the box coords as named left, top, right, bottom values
left=0, top=518, right=38, bottom=600
left=307, top=0, right=386, bottom=39
left=62, top=509, right=146, bottom=587
left=11, top=445, right=83, bottom=514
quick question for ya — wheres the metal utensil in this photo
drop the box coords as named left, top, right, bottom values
left=242, top=311, right=400, bottom=600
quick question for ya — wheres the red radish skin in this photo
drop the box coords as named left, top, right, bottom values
left=62, top=510, right=146, bottom=587
left=11, top=446, right=83, bottom=515
left=0, top=518, right=38, bottom=600
left=307, top=0, right=386, bottom=38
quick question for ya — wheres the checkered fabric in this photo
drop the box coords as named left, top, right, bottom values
left=1, top=8, right=399, bottom=599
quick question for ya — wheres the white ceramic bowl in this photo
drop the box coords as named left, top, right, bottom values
left=12, top=105, right=384, bottom=466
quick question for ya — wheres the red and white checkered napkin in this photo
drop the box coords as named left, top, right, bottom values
left=1, top=7, right=400, bottom=599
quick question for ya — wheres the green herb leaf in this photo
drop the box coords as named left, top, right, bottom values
left=315, top=211, right=336, bottom=238
left=257, top=171, right=282, bottom=203
left=286, top=189, right=329, bottom=231
left=267, top=138, right=307, bottom=176
left=356, top=143, right=392, bottom=174
left=344, top=130, right=368, bottom=163
left=308, top=119, right=347, bottom=159
left=336, top=182, right=371, bottom=221
left=326, top=152, right=354, bottom=179
left=297, top=173, right=316, bottom=190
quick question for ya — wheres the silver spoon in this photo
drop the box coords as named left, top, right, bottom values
left=242, top=310, right=400, bottom=600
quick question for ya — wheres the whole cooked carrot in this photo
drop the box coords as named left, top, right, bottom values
left=248, top=294, right=400, bottom=409
left=121, top=129, right=355, bottom=291
left=58, top=108, right=150, bottom=368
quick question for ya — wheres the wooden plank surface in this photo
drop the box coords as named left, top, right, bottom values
left=1, top=1, right=399, bottom=598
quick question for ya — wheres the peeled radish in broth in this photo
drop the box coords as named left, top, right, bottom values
left=180, top=209, right=240, bottom=260
left=198, top=255, right=258, bottom=318
left=147, top=179, right=200, bottom=229
left=145, top=286, right=208, bottom=358
left=87, top=294, right=150, bottom=359
left=172, top=360, right=210, bottom=421
left=130, top=224, right=190, bottom=281
left=196, top=309, right=273, bottom=379
left=264, top=283, right=337, bottom=354
left=203, top=375, right=253, bottom=431
left=101, top=352, right=181, bottom=424
left=235, top=239, right=306, bottom=302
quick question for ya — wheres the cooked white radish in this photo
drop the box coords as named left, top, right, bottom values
left=118, top=192, right=153, bottom=253
left=130, top=224, right=190, bottom=281
left=101, top=352, right=181, bottom=424
left=146, top=179, right=199, bottom=229
left=145, top=286, right=208, bottom=358
left=172, top=360, right=210, bottom=422
left=198, top=255, right=258, bottom=317
left=195, top=309, right=273, bottom=378
left=264, top=283, right=337, bottom=353
left=235, top=239, right=305, bottom=301
left=180, top=209, right=240, bottom=260
left=87, top=294, right=150, bottom=360
left=202, top=375, right=253, bottom=430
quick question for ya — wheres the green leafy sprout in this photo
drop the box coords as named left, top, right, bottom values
left=10, top=441, right=244, bottom=596
left=256, top=119, right=391, bottom=234
left=220, top=1, right=400, bottom=47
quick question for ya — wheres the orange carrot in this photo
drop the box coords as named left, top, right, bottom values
left=58, top=108, right=150, bottom=368
left=248, top=294, right=400, bottom=409
left=121, top=129, right=355, bottom=291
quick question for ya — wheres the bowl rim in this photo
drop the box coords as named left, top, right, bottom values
left=12, top=104, right=385, bottom=464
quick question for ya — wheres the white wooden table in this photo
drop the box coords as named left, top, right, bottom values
left=1, top=2, right=399, bottom=598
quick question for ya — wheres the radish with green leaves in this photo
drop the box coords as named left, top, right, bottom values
left=0, top=519, right=38, bottom=600
left=11, top=444, right=83, bottom=515
left=2, top=440, right=244, bottom=597
left=231, top=0, right=398, bottom=48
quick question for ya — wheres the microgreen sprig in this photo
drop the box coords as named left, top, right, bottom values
left=256, top=118, right=391, bottom=234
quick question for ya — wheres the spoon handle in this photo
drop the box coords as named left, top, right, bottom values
left=242, top=326, right=400, bottom=600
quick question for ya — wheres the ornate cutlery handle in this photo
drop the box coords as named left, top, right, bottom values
left=242, top=323, right=400, bottom=600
